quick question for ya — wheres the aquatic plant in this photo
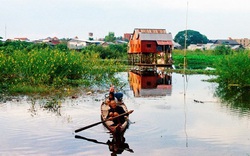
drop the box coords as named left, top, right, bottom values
left=0, top=43, right=126, bottom=95
left=214, top=51, right=250, bottom=112
left=215, top=51, right=250, bottom=88
left=173, top=49, right=221, bottom=69
left=43, top=97, right=62, bottom=112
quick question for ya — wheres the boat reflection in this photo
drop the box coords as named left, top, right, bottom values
left=128, top=70, right=172, bottom=97
left=75, top=134, right=133, bottom=155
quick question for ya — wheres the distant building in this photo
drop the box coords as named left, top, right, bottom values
left=124, top=33, right=132, bottom=41
left=37, top=37, right=61, bottom=45
left=208, top=39, right=240, bottom=46
left=14, top=37, right=30, bottom=42
left=115, top=40, right=128, bottom=44
left=187, top=39, right=243, bottom=51
left=49, top=37, right=60, bottom=45
left=173, top=41, right=181, bottom=49
left=67, top=38, right=87, bottom=50
left=208, top=39, right=242, bottom=50
left=67, top=37, right=105, bottom=50
left=204, top=43, right=216, bottom=50
left=101, top=41, right=114, bottom=47
left=87, top=40, right=104, bottom=45
left=188, top=44, right=204, bottom=50
left=233, top=38, right=250, bottom=49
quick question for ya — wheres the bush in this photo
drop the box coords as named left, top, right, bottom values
left=172, top=49, right=221, bottom=69
left=0, top=42, right=127, bottom=95
left=213, top=44, right=232, bottom=55
left=216, top=51, right=250, bottom=87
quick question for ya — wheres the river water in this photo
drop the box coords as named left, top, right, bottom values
left=0, top=73, right=250, bottom=156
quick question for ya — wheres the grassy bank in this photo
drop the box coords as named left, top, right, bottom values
left=0, top=44, right=126, bottom=96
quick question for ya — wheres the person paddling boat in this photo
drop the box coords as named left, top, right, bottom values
left=101, top=93, right=129, bottom=134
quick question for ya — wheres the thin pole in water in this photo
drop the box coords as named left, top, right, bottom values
left=183, top=1, right=189, bottom=148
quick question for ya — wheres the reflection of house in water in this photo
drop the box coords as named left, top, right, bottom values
left=127, top=28, right=173, bottom=97
left=129, top=71, right=172, bottom=97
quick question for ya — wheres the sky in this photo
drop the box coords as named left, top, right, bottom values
left=1, top=0, right=250, bottom=40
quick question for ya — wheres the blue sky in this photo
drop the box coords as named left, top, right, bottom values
left=1, top=0, right=250, bottom=40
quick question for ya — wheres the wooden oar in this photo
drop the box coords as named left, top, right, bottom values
left=75, top=110, right=134, bottom=133
left=75, top=135, right=107, bottom=145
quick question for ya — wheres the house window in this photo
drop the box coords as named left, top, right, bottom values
left=146, top=81, right=152, bottom=87
left=147, top=44, right=151, bottom=48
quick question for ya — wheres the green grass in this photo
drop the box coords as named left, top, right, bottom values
left=0, top=47, right=126, bottom=96
left=173, top=49, right=222, bottom=69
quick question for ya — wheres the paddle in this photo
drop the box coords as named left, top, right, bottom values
left=75, top=135, right=107, bottom=145
left=75, top=110, right=134, bottom=133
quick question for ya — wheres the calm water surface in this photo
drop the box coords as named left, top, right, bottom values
left=0, top=73, right=250, bottom=156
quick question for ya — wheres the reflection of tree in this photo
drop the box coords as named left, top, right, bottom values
left=43, top=97, right=62, bottom=116
left=215, top=85, right=250, bottom=113
left=27, top=97, right=73, bottom=123
left=28, top=98, right=37, bottom=117
left=28, top=97, right=62, bottom=116
left=28, top=97, right=72, bottom=123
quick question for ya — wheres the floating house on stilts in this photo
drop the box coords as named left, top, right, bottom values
left=127, top=28, right=173, bottom=96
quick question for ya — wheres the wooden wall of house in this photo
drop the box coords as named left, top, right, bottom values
left=141, top=75, right=158, bottom=88
left=129, top=71, right=158, bottom=90
left=141, top=41, right=157, bottom=53
left=129, top=71, right=141, bottom=96
left=129, top=40, right=160, bottom=54
left=128, top=40, right=141, bottom=53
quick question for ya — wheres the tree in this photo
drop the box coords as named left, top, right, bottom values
left=104, top=32, right=116, bottom=42
left=213, top=44, right=232, bottom=55
left=174, top=30, right=209, bottom=48
left=116, top=36, right=123, bottom=41
left=0, top=37, right=3, bottom=46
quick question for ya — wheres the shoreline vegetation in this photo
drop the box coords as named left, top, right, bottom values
left=0, top=41, right=127, bottom=97
left=0, top=41, right=249, bottom=98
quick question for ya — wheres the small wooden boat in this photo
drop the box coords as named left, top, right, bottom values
left=101, top=95, right=129, bottom=134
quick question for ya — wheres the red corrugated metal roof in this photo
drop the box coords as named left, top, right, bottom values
left=137, top=28, right=166, bottom=34
left=156, top=40, right=173, bottom=45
